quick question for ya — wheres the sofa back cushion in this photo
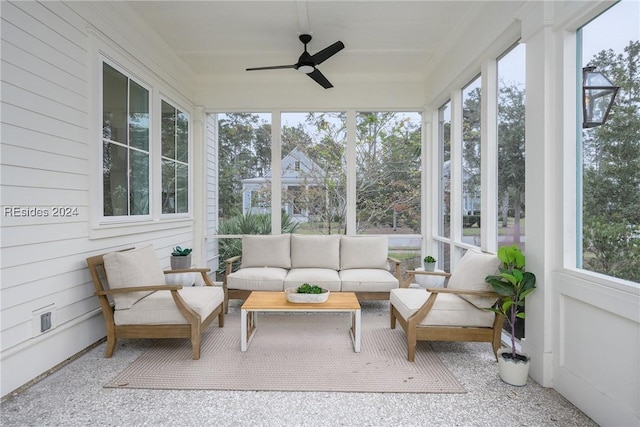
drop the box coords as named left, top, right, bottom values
left=447, top=250, right=501, bottom=308
left=240, top=234, right=292, bottom=269
left=103, top=245, right=166, bottom=310
left=291, top=234, right=341, bottom=270
left=340, top=236, right=389, bottom=270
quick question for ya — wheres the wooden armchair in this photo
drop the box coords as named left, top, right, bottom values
left=86, top=246, right=224, bottom=360
left=390, top=250, right=504, bottom=362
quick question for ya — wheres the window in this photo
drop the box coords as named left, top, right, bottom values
left=161, top=100, right=189, bottom=214
left=282, top=112, right=347, bottom=234
left=438, top=101, right=452, bottom=271
left=217, top=112, right=272, bottom=227
left=578, top=0, right=640, bottom=283
left=356, top=112, right=422, bottom=236
left=102, top=62, right=150, bottom=217
left=462, top=77, right=482, bottom=246
left=497, top=44, right=526, bottom=250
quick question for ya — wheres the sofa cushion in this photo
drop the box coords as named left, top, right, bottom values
left=340, top=236, right=389, bottom=270
left=103, top=245, right=166, bottom=310
left=227, top=267, right=287, bottom=291
left=240, top=234, right=291, bottom=269
left=339, top=268, right=398, bottom=292
left=284, top=268, right=342, bottom=291
left=390, top=288, right=495, bottom=327
left=114, top=286, right=224, bottom=325
left=447, top=250, right=501, bottom=309
left=290, top=234, right=340, bottom=270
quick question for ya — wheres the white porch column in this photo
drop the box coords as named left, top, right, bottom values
left=520, top=1, right=564, bottom=387
left=192, top=106, right=207, bottom=265
left=422, top=106, right=436, bottom=258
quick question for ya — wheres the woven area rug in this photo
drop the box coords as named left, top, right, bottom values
left=105, top=312, right=465, bottom=393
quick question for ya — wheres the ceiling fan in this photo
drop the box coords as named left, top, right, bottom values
left=246, top=34, right=344, bottom=89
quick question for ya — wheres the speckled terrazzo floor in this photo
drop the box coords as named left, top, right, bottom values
left=1, top=301, right=597, bottom=427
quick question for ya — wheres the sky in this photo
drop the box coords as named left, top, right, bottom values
left=582, top=0, right=640, bottom=64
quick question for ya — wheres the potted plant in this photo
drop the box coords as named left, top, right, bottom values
left=485, top=245, right=537, bottom=386
left=423, top=255, right=437, bottom=271
left=170, top=246, right=192, bottom=270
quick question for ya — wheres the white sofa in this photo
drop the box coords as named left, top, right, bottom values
left=223, top=234, right=403, bottom=306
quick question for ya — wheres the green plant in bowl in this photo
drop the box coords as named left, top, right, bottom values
left=296, top=283, right=324, bottom=294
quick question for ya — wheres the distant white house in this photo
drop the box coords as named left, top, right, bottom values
left=441, top=160, right=481, bottom=216
left=242, top=148, right=324, bottom=222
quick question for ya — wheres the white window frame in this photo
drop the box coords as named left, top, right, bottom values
left=159, top=96, right=192, bottom=219
left=88, top=32, right=194, bottom=239
left=98, top=56, right=153, bottom=225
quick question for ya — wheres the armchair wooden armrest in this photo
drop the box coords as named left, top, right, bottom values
left=225, top=255, right=242, bottom=265
left=165, top=267, right=210, bottom=274
left=223, top=255, right=241, bottom=279
left=388, top=256, right=402, bottom=282
left=95, top=284, right=183, bottom=296
left=221, top=255, right=242, bottom=312
left=425, top=287, right=500, bottom=298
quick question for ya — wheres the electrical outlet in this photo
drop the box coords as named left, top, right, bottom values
left=32, top=304, right=56, bottom=337
left=41, top=312, right=52, bottom=332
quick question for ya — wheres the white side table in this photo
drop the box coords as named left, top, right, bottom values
left=411, top=267, right=446, bottom=288
left=164, top=272, right=198, bottom=286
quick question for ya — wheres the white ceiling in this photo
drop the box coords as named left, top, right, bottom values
left=126, top=0, right=508, bottom=82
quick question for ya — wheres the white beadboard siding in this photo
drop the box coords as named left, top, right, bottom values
left=1, top=60, right=87, bottom=110
left=2, top=144, right=86, bottom=175
left=2, top=123, right=88, bottom=158
left=0, top=0, right=197, bottom=396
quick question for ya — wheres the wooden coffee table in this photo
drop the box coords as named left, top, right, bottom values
left=240, top=291, right=362, bottom=352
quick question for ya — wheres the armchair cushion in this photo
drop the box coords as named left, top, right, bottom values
left=447, top=250, right=501, bottom=309
left=390, top=288, right=495, bottom=327
left=340, top=236, right=389, bottom=270
left=240, top=234, right=291, bottom=269
left=114, top=286, right=224, bottom=325
left=291, top=234, right=340, bottom=270
left=103, top=245, right=166, bottom=310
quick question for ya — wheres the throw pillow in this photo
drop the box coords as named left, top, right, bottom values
left=103, top=245, right=166, bottom=310
left=240, top=234, right=292, bottom=269
left=447, top=250, right=501, bottom=308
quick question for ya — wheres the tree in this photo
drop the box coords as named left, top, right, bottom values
left=582, top=41, right=640, bottom=282
left=498, top=82, right=526, bottom=243
left=218, top=113, right=271, bottom=218
left=355, top=112, right=421, bottom=232
left=290, top=112, right=347, bottom=233
left=462, top=86, right=481, bottom=216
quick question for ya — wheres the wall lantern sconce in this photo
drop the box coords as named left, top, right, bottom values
left=582, top=66, right=619, bottom=128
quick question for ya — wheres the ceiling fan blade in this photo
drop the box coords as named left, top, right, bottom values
left=246, top=64, right=296, bottom=71
left=307, top=68, right=333, bottom=89
left=311, top=41, right=344, bottom=65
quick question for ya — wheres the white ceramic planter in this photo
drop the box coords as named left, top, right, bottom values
left=497, top=349, right=530, bottom=386
left=284, top=287, right=330, bottom=303
left=424, top=262, right=436, bottom=272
